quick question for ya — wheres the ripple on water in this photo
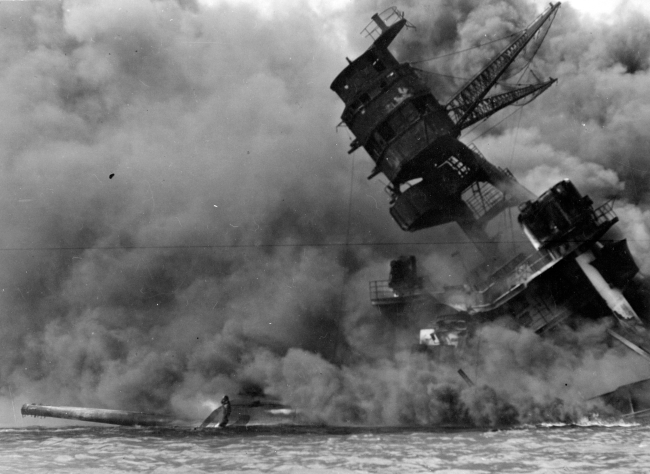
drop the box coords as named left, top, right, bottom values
left=0, top=424, right=648, bottom=473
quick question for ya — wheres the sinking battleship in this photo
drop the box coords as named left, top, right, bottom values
left=330, top=3, right=650, bottom=418
left=21, top=398, right=302, bottom=430
left=21, top=3, right=650, bottom=427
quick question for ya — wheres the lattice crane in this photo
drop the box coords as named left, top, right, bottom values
left=446, top=2, right=561, bottom=132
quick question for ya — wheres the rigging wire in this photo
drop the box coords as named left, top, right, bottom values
left=0, top=240, right=545, bottom=252
left=416, top=68, right=540, bottom=88
left=466, top=107, right=522, bottom=144
left=520, top=11, right=557, bottom=78
left=414, top=5, right=557, bottom=84
left=510, top=106, right=524, bottom=166
left=508, top=207, right=517, bottom=255
left=410, top=32, right=519, bottom=65
left=474, top=332, right=481, bottom=384
left=506, top=107, right=525, bottom=256
left=502, top=9, right=558, bottom=83
left=462, top=116, right=489, bottom=140
left=334, top=150, right=357, bottom=353
left=415, top=69, right=474, bottom=81
left=344, top=156, right=356, bottom=246
left=8, top=385, right=17, bottom=425
left=421, top=7, right=558, bottom=99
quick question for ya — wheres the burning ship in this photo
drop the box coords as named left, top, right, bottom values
left=21, top=3, right=650, bottom=427
left=330, top=3, right=650, bottom=418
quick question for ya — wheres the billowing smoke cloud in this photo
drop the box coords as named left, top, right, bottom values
left=1, top=0, right=650, bottom=427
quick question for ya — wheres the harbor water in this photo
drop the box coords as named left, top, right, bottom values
left=1, top=420, right=648, bottom=473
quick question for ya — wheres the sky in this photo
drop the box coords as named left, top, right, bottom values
left=199, top=0, right=650, bottom=20
left=1, top=0, right=650, bottom=427
left=562, top=0, right=650, bottom=19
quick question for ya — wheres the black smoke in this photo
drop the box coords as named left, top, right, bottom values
left=1, top=0, right=649, bottom=426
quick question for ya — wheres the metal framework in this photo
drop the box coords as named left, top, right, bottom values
left=446, top=3, right=561, bottom=130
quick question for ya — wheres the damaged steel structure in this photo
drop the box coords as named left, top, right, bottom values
left=20, top=3, right=650, bottom=428
left=332, top=3, right=650, bottom=418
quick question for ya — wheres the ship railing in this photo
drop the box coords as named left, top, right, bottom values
left=361, top=7, right=411, bottom=40
left=369, top=277, right=429, bottom=303
left=532, top=304, right=574, bottom=334
left=468, top=143, right=523, bottom=188
left=461, top=181, right=506, bottom=219
left=371, top=203, right=616, bottom=309
left=481, top=253, right=528, bottom=284
left=368, top=249, right=557, bottom=308
left=535, top=200, right=618, bottom=256
left=475, top=250, right=556, bottom=296
left=474, top=211, right=632, bottom=303
left=467, top=143, right=486, bottom=160
left=594, top=198, right=617, bottom=226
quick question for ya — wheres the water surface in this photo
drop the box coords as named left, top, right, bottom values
left=1, top=421, right=648, bottom=473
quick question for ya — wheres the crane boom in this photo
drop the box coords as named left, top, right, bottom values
left=454, top=78, right=557, bottom=130
left=446, top=2, right=561, bottom=130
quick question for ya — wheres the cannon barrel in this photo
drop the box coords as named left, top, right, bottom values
left=21, top=404, right=185, bottom=427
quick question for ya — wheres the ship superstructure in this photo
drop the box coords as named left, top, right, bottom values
left=330, top=6, right=556, bottom=242
left=331, top=5, right=650, bottom=417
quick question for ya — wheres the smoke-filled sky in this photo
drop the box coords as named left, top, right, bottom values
left=1, top=0, right=650, bottom=427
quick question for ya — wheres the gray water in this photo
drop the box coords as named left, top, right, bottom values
left=0, top=420, right=648, bottom=473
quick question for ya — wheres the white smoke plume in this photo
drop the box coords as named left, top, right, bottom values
left=0, top=0, right=649, bottom=427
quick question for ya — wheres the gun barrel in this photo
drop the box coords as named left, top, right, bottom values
left=21, top=404, right=184, bottom=427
